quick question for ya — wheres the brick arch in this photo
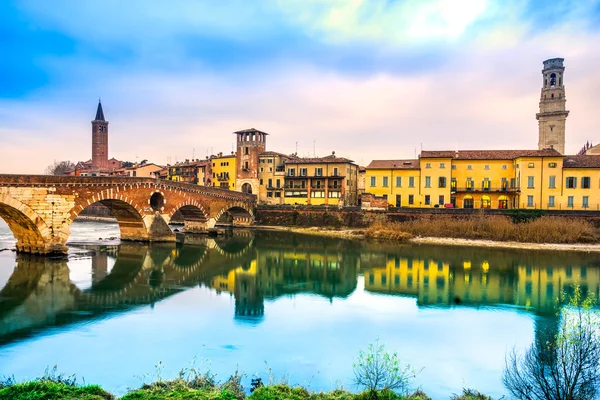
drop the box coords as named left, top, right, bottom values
left=214, top=201, right=255, bottom=223
left=0, top=193, right=52, bottom=253
left=66, top=188, right=150, bottom=241
left=168, top=199, right=209, bottom=221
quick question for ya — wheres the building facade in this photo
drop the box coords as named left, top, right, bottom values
left=235, top=128, right=267, bottom=195
left=212, top=153, right=237, bottom=190
left=258, top=151, right=289, bottom=205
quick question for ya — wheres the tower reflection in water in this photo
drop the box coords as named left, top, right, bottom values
left=2, top=230, right=600, bottom=347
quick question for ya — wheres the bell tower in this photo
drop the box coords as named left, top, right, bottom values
left=234, top=128, right=268, bottom=194
left=91, top=100, right=109, bottom=170
left=537, top=58, right=569, bottom=154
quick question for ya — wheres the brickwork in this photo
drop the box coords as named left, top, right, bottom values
left=235, top=128, right=267, bottom=195
left=0, top=175, right=256, bottom=255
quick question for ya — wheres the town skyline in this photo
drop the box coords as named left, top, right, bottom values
left=2, top=0, right=600, bottom=174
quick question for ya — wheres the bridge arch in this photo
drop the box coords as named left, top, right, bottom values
left=0, top=194, right=53, bottom=253
left=168, top=200, right=209, bottom=232
left=67, top=190, right=150, bottom=242
left=214, top=202, right=254, bottom=227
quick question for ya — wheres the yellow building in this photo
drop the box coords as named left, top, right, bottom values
left=258, top=151, right=289, bottom=205
left=363, top=149, right=599, bottom=209
left=165, top=159, right=210, bottom=184
left=283, top=153, right=360, bottom=206
left=365, top=160, right=420, bottom=207
left=211, top=153, right=237, bottom=190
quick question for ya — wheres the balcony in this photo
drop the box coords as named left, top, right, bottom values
left=451, top=186, right=520, bottom=193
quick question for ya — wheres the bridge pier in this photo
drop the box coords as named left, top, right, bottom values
left=143, top=213, right=176, bottom=242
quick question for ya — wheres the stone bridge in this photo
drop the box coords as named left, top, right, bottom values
left=0, top=175, right=256, bottom=254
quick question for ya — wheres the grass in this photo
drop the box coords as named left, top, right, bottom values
left=365, top=215, right=600, bottom=244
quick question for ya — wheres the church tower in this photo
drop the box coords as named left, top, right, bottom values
left=234, top=128, right=267, bottom=194
left=91, top=100, right=109, bottom=170
left=537, top=58, right=569, bottom=154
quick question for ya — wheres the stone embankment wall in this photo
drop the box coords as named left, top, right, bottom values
left=255, top=206, right=600, bottom=228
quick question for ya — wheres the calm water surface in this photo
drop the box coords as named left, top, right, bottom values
left=0, top=219, right=598, bottom=398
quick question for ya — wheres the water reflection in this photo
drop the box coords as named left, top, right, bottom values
left=2, top=229, right=600, bottom=397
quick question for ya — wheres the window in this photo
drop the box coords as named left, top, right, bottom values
left=267, top=159, right=273, bottom=163
left=548, top=195, right=555, bottom=207
left=452, top=165, right=456, bottom=170
left=484, top=164, right=490, bottom=170
left=483, top=178, right=491, bottom=190
left=328, top=191, right=340, bottom=198
left=527, top=176, right=534, bottom=189
left=267, top=191, right=273, bottom=197
left=311, top=191, right=325, bottom=198
left=549, top=176, right=556, bottom=189
left=315, top=168, right=323, bottom=177
left=425, top=195, right=431, bottom=205
left=276, top=179, right=281, bottom=188
left=288, top=169, right=295, bottom=177
left=332, top=167, right=338, bottom=176
left=568, top=196, right=574, bottom=208
left=502, top=164, right=507, bottom=170
left=438, top=177, right=446, bottom=188
left=425, top=163, right=431, bottom=168
left=528, top=162, right=535, bottom=168
left=440, top=163, right=445, bottom=168
left=582, top=177, right=591, bottom=189
left=425, top=176, right=431, bottom=188
left=370, top=176, right=376, bottom=187
left=548, top=162, right=557, bottom=168
left=451, top=178, right=457, bottom=189
left=466, top=178, right=474, bottom=190
left=467, top=165, right=472, bottom=170
left=395, top=177, right=402, bottom=187
left=382, top=176, right=389, bottom=187
left=275, top=192, right=281, bottom=197
left=260, top=179, right=264, bottom=185
left=300, top=168, right=307, bottom=176
left=408, top=195, right=414, bottom=205
left=527, top=195, right=534, bottom=207
left=438, top=195, right=444, bottom=205
left=583, top=196, right=589, bottom=209
left=244, top=147, right=249, bottom=155
left=268, top=178, right=272, bottom=187
left=566, top=177, right=577, bottom=188
left=408, top=177, right=415, bottom=188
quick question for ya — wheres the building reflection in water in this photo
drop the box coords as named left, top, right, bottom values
left=2, top=230, right=600, bottom=346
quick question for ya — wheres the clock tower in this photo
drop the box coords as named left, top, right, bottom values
left=91, top=100, right=109, bottom=170
left=537, top=58, right=569, bottom=154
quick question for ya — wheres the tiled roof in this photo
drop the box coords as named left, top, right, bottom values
left=284, top=154, right=355, bottom=164
left=233, top=128, right=269, bottom=135
left=420, top=148, right=563, bottom=160
left=367, top=159, right=419, bottom=169
left=259, top=151, right=293, bottom=158
left=563, top=155, right=600, bottom=168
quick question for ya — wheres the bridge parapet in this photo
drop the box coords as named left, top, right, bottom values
left=0, top=175, right=256, bottom=255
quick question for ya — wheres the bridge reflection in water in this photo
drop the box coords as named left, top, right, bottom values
left=2, top=231, right=600, bottom=346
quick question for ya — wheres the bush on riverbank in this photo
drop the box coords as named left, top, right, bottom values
left=0, top=380, right=114, bottom=399
left=367, top=215, right=599, bottom=244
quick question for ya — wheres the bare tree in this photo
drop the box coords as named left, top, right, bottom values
left=45, top=160, right=75, bottom=176
left=503, top=286, right=600, bottom=400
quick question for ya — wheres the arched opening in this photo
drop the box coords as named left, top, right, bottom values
left=498, top=195, right=509, bottom=209
left=481, top=195, right=491, bottom=209
left=550, top=73, right=556, bottom=87
left=463, top=195, right=474, bottom=209
left=241, top=183, right=252, bottom=194
left=0, top=201, right=47, bottom=253
left=150, top=192, right=165, bottom=211
left=72, top=200, right=148, bottom=243
left=171, top=204, right=208, bottom=233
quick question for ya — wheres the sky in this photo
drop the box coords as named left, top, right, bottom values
left=1, top=0, right=600, bottom=173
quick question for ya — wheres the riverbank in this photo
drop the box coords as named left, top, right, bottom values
left=0, top=379, right=491, bottom=400
left=253, top=225, right=600, bottom=253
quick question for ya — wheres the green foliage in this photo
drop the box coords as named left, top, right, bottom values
left=0, top=381, right=114, bottom=400
left=505, top=209, right=547, bottom=223
left=450, top=388, right=492, bottom=400
left=353, top=339, right=419, bottom=395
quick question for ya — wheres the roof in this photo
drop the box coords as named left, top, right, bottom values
left=367, top=159, right=419, bottom=169
left=563, top=155, right=600, bottom=168
left=94, top=101, right=105, bottom=121
left=233, top=128, right=269, bottom=135
left=259, top=151, right=292, bottom=158
left=284, top=154, right=355, bottom=165
left=420, top=148, right=563, bottom=160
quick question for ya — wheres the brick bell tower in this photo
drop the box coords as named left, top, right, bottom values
left=537, top=58, right=569, bottom=154
left=91, top=100, right=109, bottom=170
left=234, top=128, right=268, bottom=194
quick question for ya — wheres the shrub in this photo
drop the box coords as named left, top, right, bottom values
left=353, top=339, right=419, bottom=396
left=450, top=388, right=492, bottom=400
left=503, top=285, right=600, bottom=399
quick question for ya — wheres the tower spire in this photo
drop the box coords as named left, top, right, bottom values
left=536, top=58, right=569, bottom=154
left=95, top=99, right=105, bottom=121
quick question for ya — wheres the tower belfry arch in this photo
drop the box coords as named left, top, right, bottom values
left=537, top=58, right=569, bottom=154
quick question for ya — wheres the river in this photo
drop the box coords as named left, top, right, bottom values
left=0, top=219, right=597, bottom=398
